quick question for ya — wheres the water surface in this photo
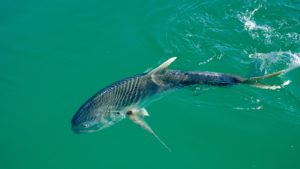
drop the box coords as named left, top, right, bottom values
left=1, top=0, right=300, bottom=169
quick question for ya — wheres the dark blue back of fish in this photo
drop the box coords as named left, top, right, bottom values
left=160, top=70, right=245, bottom=90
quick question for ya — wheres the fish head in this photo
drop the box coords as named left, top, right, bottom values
left=71, top=108, right=102, bottom=134
left=71, top=102, right=125, bottom=134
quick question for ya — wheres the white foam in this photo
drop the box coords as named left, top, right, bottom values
left=238, top=5, right=300, bottom=45
left=239, top=5, right=269, bottom=31
left=238, top=5, right=273, bottom=43
left=282, top=80, right=291, bottom=87
left=249, top=51, right=300, bottom=74
left=244, top=20, right=256, bottom=30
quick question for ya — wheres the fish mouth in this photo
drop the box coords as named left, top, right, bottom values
left=72, top=125, right=100, bottom=134
left=72, top=124, right=103, bottom=134
left=73, top=129, right=99, bottom=134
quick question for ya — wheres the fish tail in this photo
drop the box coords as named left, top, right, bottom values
left=243, top=69, right=285, bottom=90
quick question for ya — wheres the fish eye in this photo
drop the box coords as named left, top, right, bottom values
left=82, top=123, right=90, bottom=128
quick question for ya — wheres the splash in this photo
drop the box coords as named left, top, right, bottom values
left=237, top=5, right=273, bottom=43
left=237, top=5, right=300, bottom=44
left=241, top=5, right=270, bottom=31
left=249, top=51, right=300, bottom=74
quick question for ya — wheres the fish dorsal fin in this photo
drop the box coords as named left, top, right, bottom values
left=127, top=108, right=171, bottom=152
left=148, top=57, right=177, bottom=86
left=148, top=57, right=177, bottom=75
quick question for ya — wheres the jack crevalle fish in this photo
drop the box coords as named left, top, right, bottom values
left=71, top=57, right=284, bottom=151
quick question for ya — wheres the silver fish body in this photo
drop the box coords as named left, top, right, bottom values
left=71, top=57, right=283, bottom=150
left=71, top=65, right=244, bottom=133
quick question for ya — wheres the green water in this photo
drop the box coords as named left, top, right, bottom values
left=1, top=0, right=300, bottom=169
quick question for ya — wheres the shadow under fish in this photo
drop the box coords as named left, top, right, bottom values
left=71, top=57, right=285, bottom=151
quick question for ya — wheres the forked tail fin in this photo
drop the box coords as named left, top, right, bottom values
left=243, top=69, right=286, bottom=89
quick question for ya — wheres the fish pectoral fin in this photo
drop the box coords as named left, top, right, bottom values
left=128, top=108, right=149, bottom=118
left=127, top=110, right=171, bottom=152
